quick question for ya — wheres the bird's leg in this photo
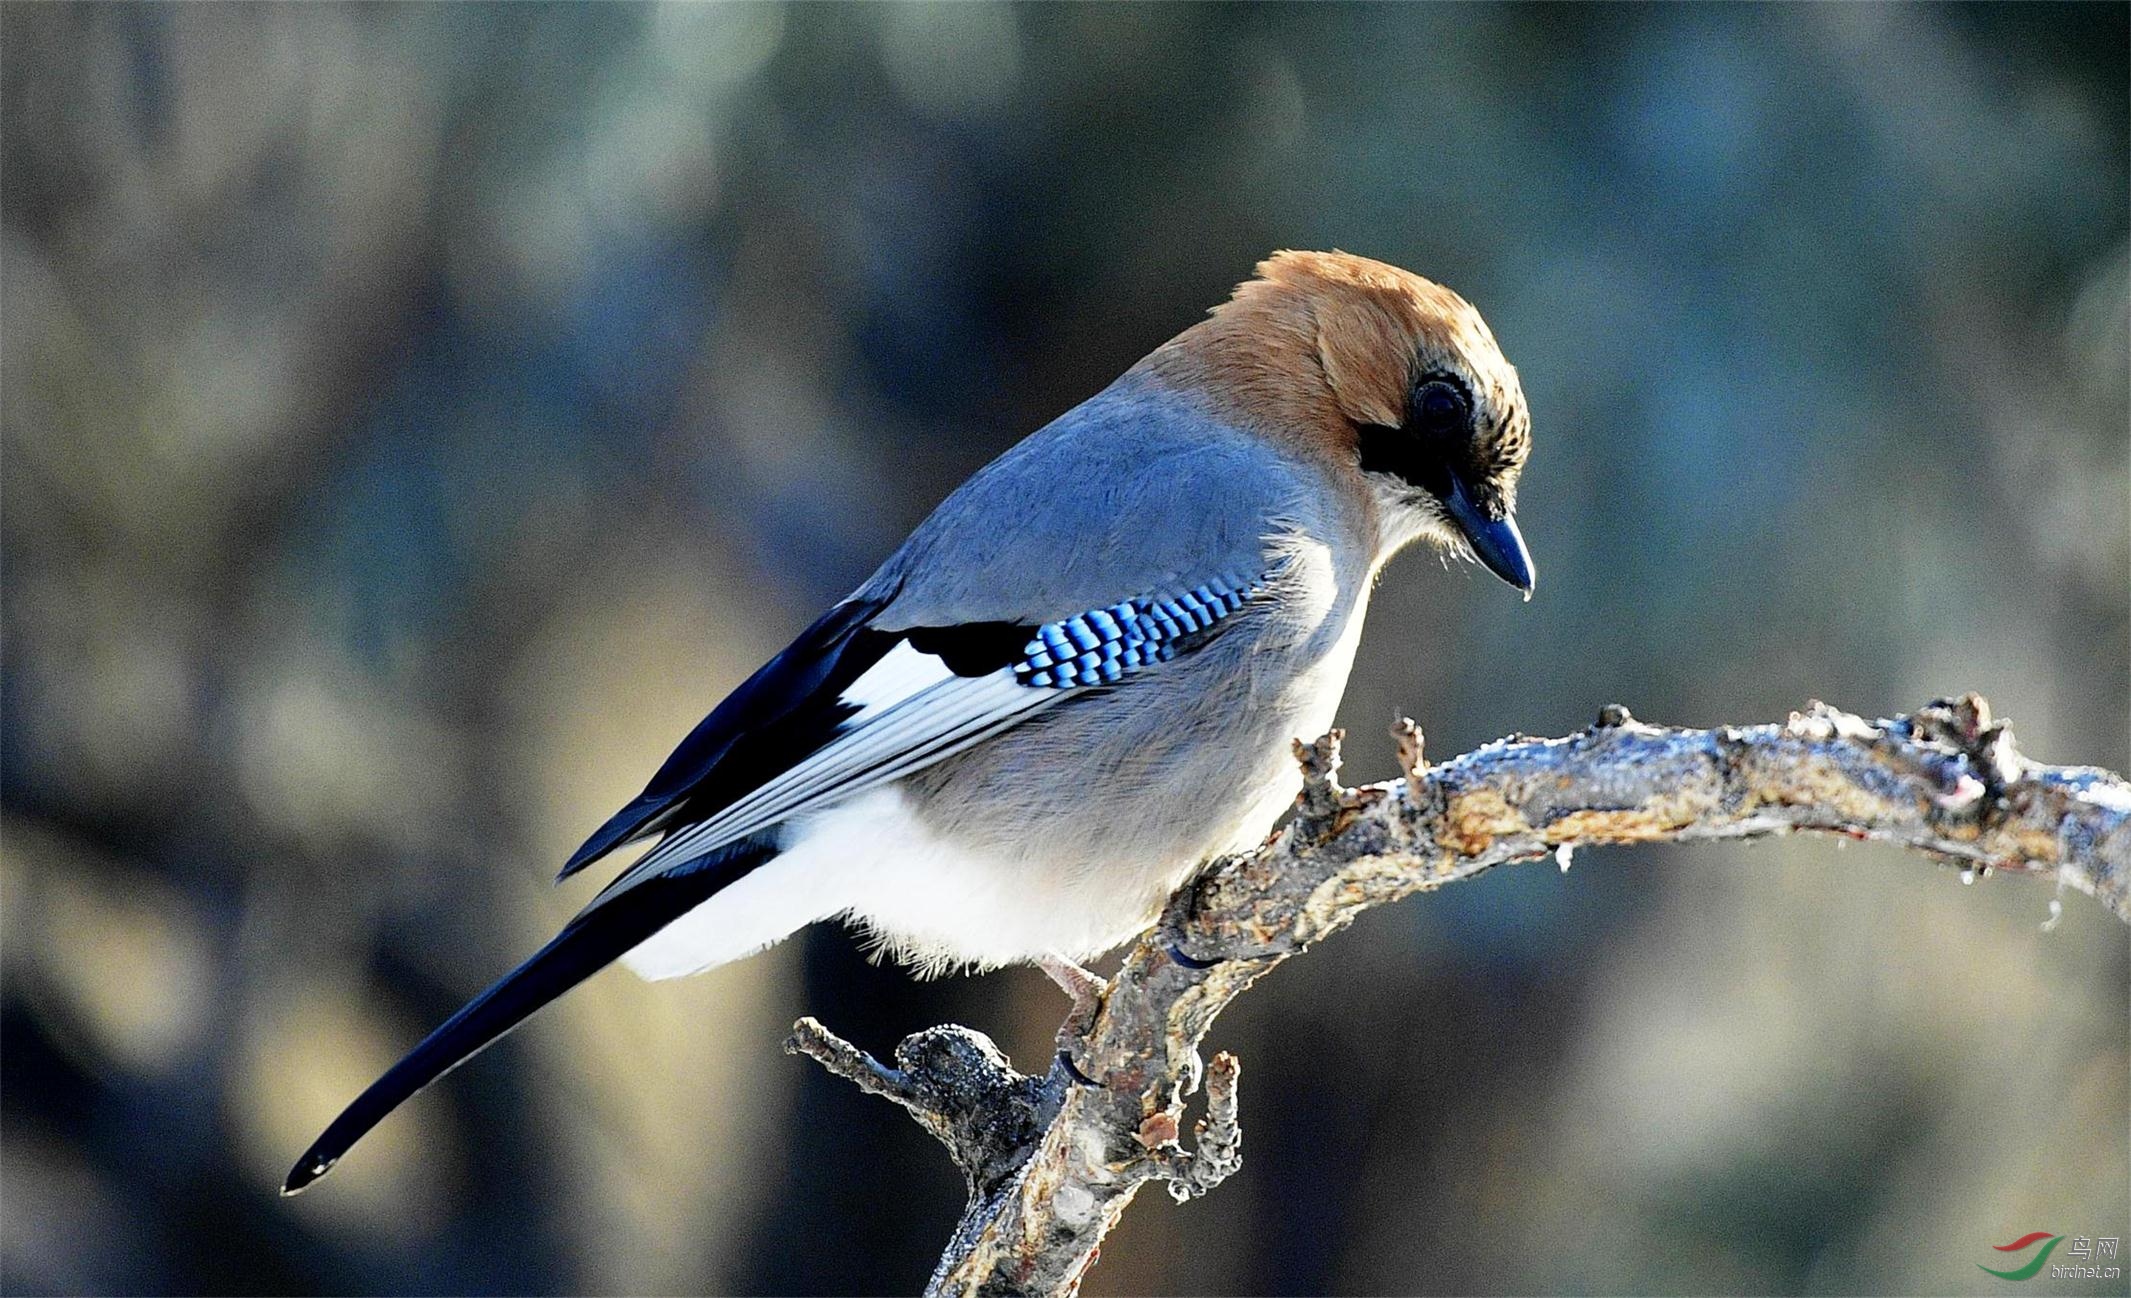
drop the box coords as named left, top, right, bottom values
left=1038, top=954, right=1111, bottom=1085
left=1039, top=954, right=1107, bottom=1087
left=1038, top=954, right=1107, bottom=1027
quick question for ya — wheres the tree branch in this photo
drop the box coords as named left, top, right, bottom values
left=788, top=695, right=2131, bottom=1297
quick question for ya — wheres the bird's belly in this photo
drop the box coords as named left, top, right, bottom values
left=768, top=786, right=1178, bottom=974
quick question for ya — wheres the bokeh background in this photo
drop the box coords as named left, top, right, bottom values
left=4, top=3, right=2126, bottom=1294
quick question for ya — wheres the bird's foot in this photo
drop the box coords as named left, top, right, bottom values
left=1039, top=954, right=1108, bottom=1083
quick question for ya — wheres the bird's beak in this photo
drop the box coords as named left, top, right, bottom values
left=1441, top=470, right=1535, bottom=597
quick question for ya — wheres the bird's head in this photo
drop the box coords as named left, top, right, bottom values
left=1148, top=249, right=1535, bottom=594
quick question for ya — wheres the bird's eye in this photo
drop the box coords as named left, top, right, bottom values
left=1415, top=380, right=1468, bottom=436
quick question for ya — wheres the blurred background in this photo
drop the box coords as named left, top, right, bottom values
left=3, top=3, right=2126, bottom=1294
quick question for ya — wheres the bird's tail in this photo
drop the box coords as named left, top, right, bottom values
left=281, top=834, right=779, bottom=1195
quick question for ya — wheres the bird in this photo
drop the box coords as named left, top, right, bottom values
left=282, top=249, right=1534, bottom=1194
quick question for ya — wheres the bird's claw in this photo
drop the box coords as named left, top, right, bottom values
left=1168, top=942, right=1282, bottom=971
left=1169, top=942, right=1221, bottom=969
left=1055, top=1050, right=1100, bottom=1088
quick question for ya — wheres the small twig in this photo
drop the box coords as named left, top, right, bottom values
left=1156, top=1051, right=1242, bottom=1203
left=785, top=1016, right=916, bottom=1107
left=1391, top=716, right=1427, bottom=805
left=786, top=1017, right=1065, bottom=1197
left=1290, top=729, right=1348, bottom=836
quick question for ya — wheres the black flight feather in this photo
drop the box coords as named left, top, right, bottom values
left=282, top=833, right=778, bottom=1195
left=556, top=592, right=896, bottom=881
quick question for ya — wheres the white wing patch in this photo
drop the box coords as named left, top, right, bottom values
left=839, top=640, right=954, bottom=710
left=588, top=649, right=1071, bottom=907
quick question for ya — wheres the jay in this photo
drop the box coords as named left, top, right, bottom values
left=285, top=249, right=1534, bottom=1193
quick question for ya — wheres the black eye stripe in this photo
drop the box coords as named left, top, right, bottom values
left=1356, top=371, right=1521, bottom=502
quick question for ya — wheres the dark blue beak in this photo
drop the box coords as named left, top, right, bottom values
left=1441, top=471, right=1535, bottom=597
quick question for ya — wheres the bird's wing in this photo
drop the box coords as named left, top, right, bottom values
left=587, top=571, right=1271, bottom=906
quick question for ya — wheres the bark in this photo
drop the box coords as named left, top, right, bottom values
left=783, top=695, right=2131, bottom=1297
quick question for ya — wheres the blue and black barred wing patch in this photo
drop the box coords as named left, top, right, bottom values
left=1014, top=573, right=1264, bottom=688
left=580, top=571, right=1268, bottom=907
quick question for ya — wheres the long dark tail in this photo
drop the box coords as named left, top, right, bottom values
left=282, top=836, right=778, bottom=1194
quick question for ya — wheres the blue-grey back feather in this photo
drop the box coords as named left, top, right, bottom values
left=863, top=373, right=1317, bottom=630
